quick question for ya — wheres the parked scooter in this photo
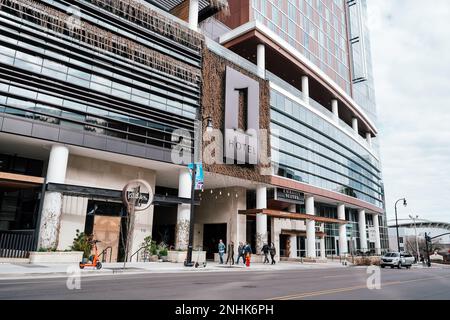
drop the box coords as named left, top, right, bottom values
left=79, top=240, right=102, bottom=270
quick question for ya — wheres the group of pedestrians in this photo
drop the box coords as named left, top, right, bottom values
left=217, top=240, right=276, bottom=266
left=261, top=242, right=277, bottom=265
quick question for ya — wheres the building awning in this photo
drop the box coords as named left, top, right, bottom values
left=0, top=172, right=44, bottom=189
left=46, top=183, right=200, bottom=205
left=280, top=230, right=327, bottom=237
left=238, top=208, right=347, bottom=225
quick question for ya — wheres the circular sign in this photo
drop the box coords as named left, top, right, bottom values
left=122, top=179, right=153, bottom=212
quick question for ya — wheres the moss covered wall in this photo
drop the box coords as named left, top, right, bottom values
left=201, top=47, right=271, bottom=184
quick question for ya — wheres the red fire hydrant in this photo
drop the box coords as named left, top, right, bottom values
left=245, top=253, right=251, bottom=267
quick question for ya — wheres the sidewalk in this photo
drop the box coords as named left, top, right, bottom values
left=0, top=260, right=348, bottom=280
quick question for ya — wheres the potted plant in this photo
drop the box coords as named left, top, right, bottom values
left=71, top=230, right=93, bottom=263
left=149, top=241, right=159, bottom=262
left=158, top=246, right=168, bottom=262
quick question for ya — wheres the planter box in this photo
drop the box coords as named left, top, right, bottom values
left=29, top=251, right=83, bottom=264
left=167, top=250, right=206, bottom=263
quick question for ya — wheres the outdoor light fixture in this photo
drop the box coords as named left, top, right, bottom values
left=394, top=197, right=407, bottom=252
left=203, top=116, right=213, bottom=133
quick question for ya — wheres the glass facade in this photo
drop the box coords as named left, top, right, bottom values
left=271, top=88, right=383, bottom=208
left=251, top=0, right=351, bottom=94
left=0, top=0, right=200, bottom=159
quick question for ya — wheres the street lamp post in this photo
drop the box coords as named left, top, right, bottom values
left=184, top=116, right=212, bottom=267
left=394, top=198, right=407, bottom=252
left=409, top=214, right=420, bottom=263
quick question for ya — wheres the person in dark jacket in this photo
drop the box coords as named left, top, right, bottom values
left=236, top=242, right=245, bottom=264
left=243, top=242, right=252, bottom=267
left=261, top=243, right=270, bottom=264
left=218, top=239, right=225, bottom=264
left=226, top=241, right=235, bottom=265
left=269, top=242, right=276, bottom=265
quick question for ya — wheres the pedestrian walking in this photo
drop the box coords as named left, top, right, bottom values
left=244, top=242, right=252, bottom=267
left=236, top=242, right=245, bottom=264
left=226, top=241, right=235, bottom=265
left=269, top=242, right=276, bottom=265
left=218, top=239, right=225, bottom=264
left=261, top=243, right=270, bottom=264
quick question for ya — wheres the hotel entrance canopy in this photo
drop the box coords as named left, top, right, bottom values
left=238, top=209, right=347, bottom=225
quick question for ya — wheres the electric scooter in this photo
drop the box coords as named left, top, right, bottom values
left=79, top=240, right=103, bottom=270
left=194, top=246, right=206, bottom=268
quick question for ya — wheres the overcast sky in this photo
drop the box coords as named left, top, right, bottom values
left=366, top=0, right=450, bottom=223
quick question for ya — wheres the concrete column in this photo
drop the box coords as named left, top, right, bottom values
left=188, top=0, right=199, bottom=31
left=358, top=209, right=368, bottom=253
left=352, top=117, right=359, bottom=134
left=175, top=168, right=191, bottom=250
left=320, top=236, right=326, bottom=259
left=366, top=132, right=372, bottom=147
left=256, top=185, right=267, bottom=251
left=289, top=235, right=298, bottom=258
left=373, top=213, right=382, bottom=255
left=337, top=203, right=348, bottom=256
left=38, top=145, right=69, bottom=249
left=257, top=43, right=266, bottom=78
left=301, top=75, right=309, bottom=102
left=305, top=195, right=316, bottom=258
left=331, top=99, right=339, bottom=122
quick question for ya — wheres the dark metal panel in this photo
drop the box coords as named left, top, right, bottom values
left=31, top=123, right=59, bottom=141
left=146, top=145, right=165, bottom=162
left=1, top=117, right=33, bottom=136
left=126, top=142, right=147, bottom=158
left=106, top=138, right=128, bottom=154
left=46, top=183, right=200, bottom=205
left=59, top=129, right=84, bottom=145
left=83, top=133, right=107, bottom=150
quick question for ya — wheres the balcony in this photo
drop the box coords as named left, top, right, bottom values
left=267, top=71, right=374, bottom=153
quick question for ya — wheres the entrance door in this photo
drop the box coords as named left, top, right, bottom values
left=203, top=223, right=227, bottom=260
left=93, top=215, right=121, bottom=262
left=84, top=200, right=125, bottom=262
left=280, top=234, right=290, bottom=257
left=298, top=236, right=306, bottom=257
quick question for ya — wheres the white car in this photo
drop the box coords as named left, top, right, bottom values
left=380, top=252, right=415, bottom=269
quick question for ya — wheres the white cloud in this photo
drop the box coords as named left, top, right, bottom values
left=367, top=0, right=450, bottom=222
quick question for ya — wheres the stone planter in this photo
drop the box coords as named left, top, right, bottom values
left=160, top=255, right=169, bottom=262
left=29, top=251, right=83, bottom=264
left=167, top=250, right=206, bottom=263
left=149, top=255, right=159, bottom=262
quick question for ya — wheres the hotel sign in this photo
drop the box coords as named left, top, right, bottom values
left=274, top=188, right=305, bottom=205
left=224, top=66, right=260, bottom=164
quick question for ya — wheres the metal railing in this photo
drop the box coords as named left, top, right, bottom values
left=129, top=246, right=148, bottom=262
left=0, top=230, right=36, bottom=258
left=98, top=246, right=113, bottom=263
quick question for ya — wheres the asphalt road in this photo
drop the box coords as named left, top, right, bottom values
left=0, top=267, right=449, bottom=300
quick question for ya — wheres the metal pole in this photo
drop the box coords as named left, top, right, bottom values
left=425, top=232, right=431, bottom=267
left=395, top=202, right=400, bottom=252
left=413, top=218, right=420, bottom=263
left=185, top=165, right=196, bottom=266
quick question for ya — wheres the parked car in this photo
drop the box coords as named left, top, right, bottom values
left=380, top=252, right=415, bottom=269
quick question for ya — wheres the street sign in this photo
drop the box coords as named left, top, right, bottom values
left=188, top=163, right=204, bottom=190
left=122, top=179, right=153, bottom=212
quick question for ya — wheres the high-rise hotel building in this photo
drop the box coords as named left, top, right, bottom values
left=0, top=0, right=387, bottom=262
